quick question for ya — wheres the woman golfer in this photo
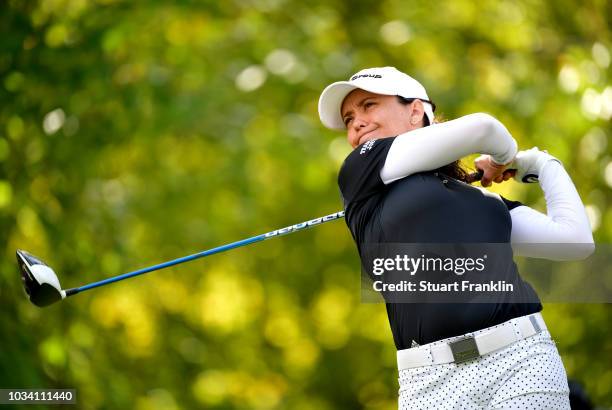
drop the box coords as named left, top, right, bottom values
left=318, top=67, right=594, bottom=409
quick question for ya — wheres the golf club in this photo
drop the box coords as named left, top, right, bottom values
left=17, top=170, right=487, bottom=308
left=17, top=210, right=345, bottom=307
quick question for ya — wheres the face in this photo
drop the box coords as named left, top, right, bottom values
left=340, top=89, right=425, bottom=148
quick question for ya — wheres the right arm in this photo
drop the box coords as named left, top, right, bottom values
left=380, top=113, right=516, bottom=184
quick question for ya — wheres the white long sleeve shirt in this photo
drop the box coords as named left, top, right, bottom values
left=378, top=113, right=594, bottom=260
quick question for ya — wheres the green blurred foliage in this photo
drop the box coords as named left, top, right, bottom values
left=0, top=0, right=610, bottom=408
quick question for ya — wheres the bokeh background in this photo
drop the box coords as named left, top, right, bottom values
left=1, top=0, right=610, bottom=409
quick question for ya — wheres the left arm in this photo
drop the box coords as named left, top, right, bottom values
left=509, top=151, right=595, bottom=260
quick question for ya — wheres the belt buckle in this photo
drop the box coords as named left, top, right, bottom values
left=449, top=336, right=480, bottom=364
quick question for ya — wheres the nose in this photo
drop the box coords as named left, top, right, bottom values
left=348, top=116, right=368, bottom=147
left=351, top=116, right=367, bottom=131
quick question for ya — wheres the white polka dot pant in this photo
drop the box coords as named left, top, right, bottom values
left=398, top=330, right=570, bottom=409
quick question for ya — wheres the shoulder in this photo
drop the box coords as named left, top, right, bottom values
left=338, top=137, right=397, bottom=205
left=339, top=138, right=396, bottom=178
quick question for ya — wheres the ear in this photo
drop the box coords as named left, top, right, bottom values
left=409, top=100, right=426, bottom=125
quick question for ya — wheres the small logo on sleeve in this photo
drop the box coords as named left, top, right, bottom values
left=360, top=140, right=376, bottom=155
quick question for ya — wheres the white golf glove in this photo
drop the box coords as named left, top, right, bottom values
left=510, top=147, right=561, bottom=183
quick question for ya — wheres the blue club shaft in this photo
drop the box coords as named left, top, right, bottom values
left=64, top=210, right=345, bottom=297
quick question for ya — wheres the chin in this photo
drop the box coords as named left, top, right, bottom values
left=358, top=135, right=379, bottom=146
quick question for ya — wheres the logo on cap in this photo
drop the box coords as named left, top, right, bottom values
left=351, top=74, right=382, bottom=81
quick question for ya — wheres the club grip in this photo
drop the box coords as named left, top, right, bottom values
left=466, top=168, right=519, bottom=184
left=466, top=169, right=483, bottom=183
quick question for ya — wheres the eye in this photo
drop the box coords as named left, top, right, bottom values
left=344, top=117, right=353, bottom=126
left=364, top=101, right=376, bottom=109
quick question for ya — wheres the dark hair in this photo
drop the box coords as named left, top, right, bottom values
left=396, top=96, right=473, bottom=183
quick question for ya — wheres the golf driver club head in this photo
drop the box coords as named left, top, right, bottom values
left=16, top=250, right=65, bottom=307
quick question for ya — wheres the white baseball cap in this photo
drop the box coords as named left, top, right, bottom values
left=318, top=66, right=435, bottom=130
